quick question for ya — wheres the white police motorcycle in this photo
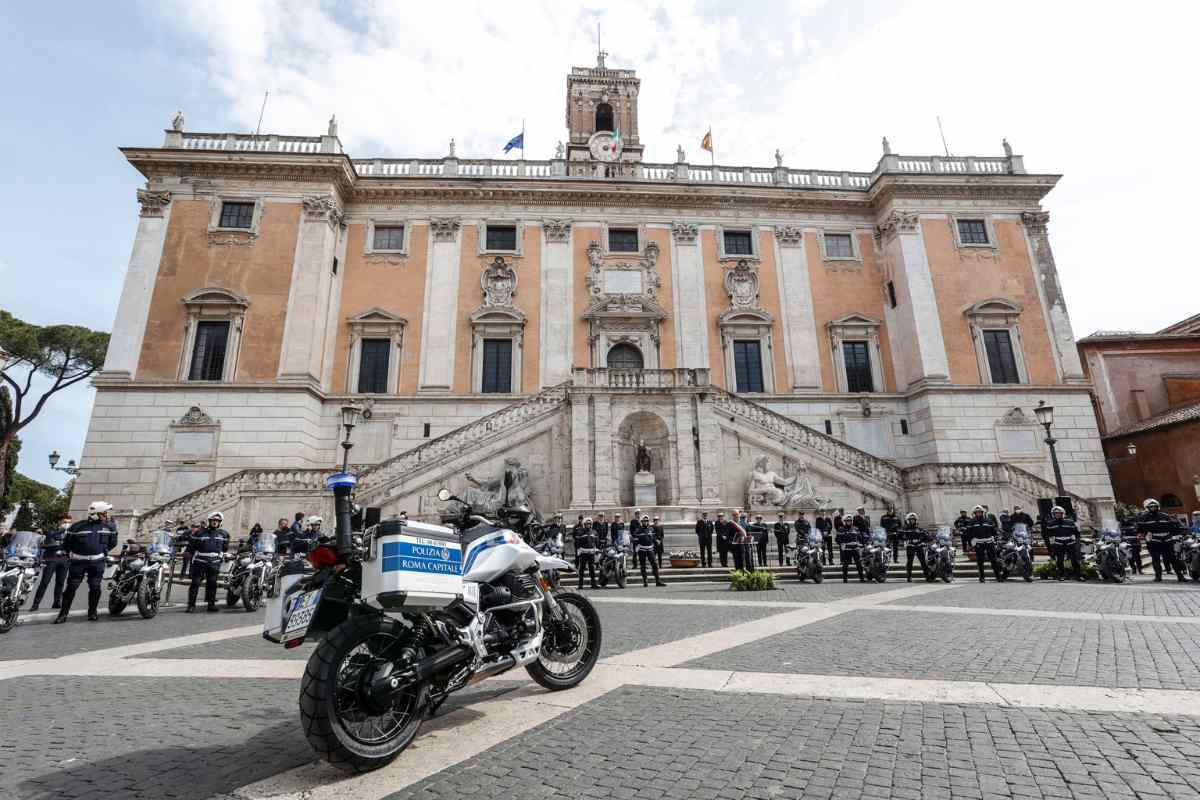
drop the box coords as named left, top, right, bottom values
left=0, top=532, right=40, bottom=632
left=226, top=531, right=277, bottom=612
left=860, top=528, right=890, bottom=583
left=263, top=475, right=602, bottom=773
left=1092, top=527, right=1131, bottom=583
left=998, top=523, right=1035, bottom=582
left=792, top=529, right=824, bottom=583
left=925, top=527, right=956, bottom=583
left=106, top=531, right=174, bottom=619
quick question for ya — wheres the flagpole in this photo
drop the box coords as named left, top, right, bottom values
left=522, top=118, right=525, bottom=159
left=710, top=124, right=715, bottom=167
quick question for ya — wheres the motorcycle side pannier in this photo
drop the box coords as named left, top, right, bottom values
left=263, top=561, right=311, bottom=643
left=362, top=519, right=464, bottom=610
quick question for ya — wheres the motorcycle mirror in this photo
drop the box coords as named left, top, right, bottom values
left=436, top=487, right=452, bottom=502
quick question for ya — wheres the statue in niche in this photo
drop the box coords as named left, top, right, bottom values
left=635, top=439, right=652, bottom=473
left=462, top=457, right=533, bottom=514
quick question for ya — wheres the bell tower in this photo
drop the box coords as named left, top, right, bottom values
left=565, top=50, right=643, bottom=177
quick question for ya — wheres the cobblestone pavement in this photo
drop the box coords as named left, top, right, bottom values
left=5, top=578, right=1200, bottom=799
left=684, top=609, right=1200, bottom=689
left=378, top=687, right=1200, bottom=800
left=884, top=582, right=1200, bottom=616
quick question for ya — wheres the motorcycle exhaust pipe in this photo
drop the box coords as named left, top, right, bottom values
left=367, top=644, right=475, bottom=706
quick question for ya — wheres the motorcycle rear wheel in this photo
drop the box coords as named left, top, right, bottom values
left=941, top=560, right=953, bottom=583
left=300, top=614, right=428, bottom=774
left=615, top=562, right=626, bottom=589
left=108, top=592, right=128, bottom=617
left=137, top=581, right=159, bottom=619
left=0, top=598, right=17, bottom=633
left=226, top=589, right=240, bottom=607
left=813, top=565, right=824, bottom=583
left=243, top=581, right=261, bottom=612
left=527, top=591, right=602, bottom=691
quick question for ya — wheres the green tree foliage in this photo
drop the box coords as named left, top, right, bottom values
left=0, top=386, right=17, bottom=513
left=6, top=472, right=71, bottom=529
left=12, top=500, right=34, bottom=531
left=0, top=310, right=109, bottom=509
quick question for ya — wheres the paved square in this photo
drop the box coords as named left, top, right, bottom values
left=884, top=582, right=1200, bottom=617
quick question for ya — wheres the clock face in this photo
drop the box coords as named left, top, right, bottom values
left=588, top=131, right=622, bottom=163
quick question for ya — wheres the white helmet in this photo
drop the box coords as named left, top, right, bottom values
left=972, top=505, right=985, bottom=514
left=306, top=515, right=323, bottom=527
left=582, top=516, right=593, bottom=524
left=88, top=501, right=113, bottom=515
left=1144, top=498, right=1160, bottom=510
left=1051, top=505, right=1066, bottom=516
left=905, top=513, right=918, bottom=523
left=207, top=511, right=224, bottom=523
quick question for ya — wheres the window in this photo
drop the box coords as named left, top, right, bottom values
left=423, top=422, right=431, bottom=438
left=606, top=343, right=644, bottom=370
left=188, top=321, right=230, bottom=381
left=723, top=230, right=754, bottom=256
left=481, top=339, right=513, bottom=393
left=887, top=281, right=898, bottom=309
left=485, top=224, right=518, bottom=252
left=825, top=233, right=854, bottom=259
left=331, top=257, right=338, bottom=275
left=218, top=201, right=254, bottom=230
left=733, top=340, right=765, bottom=393
left=373, top=225, right=405, bottom=251
left=595, top=103, right=614, bottom=133
left=356, top=339, right=391, bottom=394
left=824, top=420, right=833, bottom=435
left=957, top=219, right=989, bottom=245
left=1161, top=493, right=1184, bottom=508
left=608, top=228, right=639, bottom=253
left=982, top=330, right=1021, bottom=384
left=842, top=341, right=874, bottom=393
left=900, top=419, right=909, bottom=435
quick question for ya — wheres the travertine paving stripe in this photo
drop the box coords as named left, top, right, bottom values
left=874, top=602, right=1200, bottom=625
left=586, top=596, right=817, bottom=609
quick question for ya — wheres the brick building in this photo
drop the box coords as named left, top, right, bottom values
left=1078, top=315, right=1200, bottom=514
left=76, top=56, right=1114, bottom=533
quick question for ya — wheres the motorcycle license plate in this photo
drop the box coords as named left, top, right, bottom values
left=283, top=589, right=322, bottom=638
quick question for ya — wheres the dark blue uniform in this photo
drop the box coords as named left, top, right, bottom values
left=186, top=526, right=230, bottom=610
left=1044, top=516, right=1081, bottom=580
left=1138, top=510, right=1183, bottom=581
left=965, top=517, right=1001, bottom=582
left=58, top=519, right=118, bottom=620
left=573, top=525, right=599, bottom=589
left=836, top=527, right=864, bottom=582
left=32, top=527, right=69, bottom=610
left=633, top=524, right=664, bottom=586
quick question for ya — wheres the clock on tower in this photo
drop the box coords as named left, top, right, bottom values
left=564, top=51, right=643, bottom=176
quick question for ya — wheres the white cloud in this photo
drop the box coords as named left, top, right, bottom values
left=156, top=0, right=1200, bottom=338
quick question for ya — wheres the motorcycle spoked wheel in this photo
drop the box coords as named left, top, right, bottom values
left=812, top=562, right=824, bottom=583
left=226, top=586, right=241, bottom=607
left=527, top=591, right=602, bottom=691
left=137, top=580, right=160, bottom=619
left=243, top=580, right=262, bottom=612
left=874, top=561, right=887, bottom=583
left=1022, top=558, right=1034, bottom=582
left=941, top=559, right=953, bottom=583
left=0, top=596, right=17, bottom=633
left=300, top=614, right=429, bottom=774
left=108, top=589, right=129, bottom=616
left=615, top=560, right=626, bottom=590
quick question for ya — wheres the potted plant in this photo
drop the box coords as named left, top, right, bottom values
left=669, top=550, right=701, bottom=568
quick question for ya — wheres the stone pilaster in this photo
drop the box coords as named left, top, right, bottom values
left=100, top=189, right=172, bottom=380
left=417, top=217, right=463, bottom=392
left=592, top=394, right=619, bottom=506
left=874, top=211, right=950, bottom=389
left=673, top=394, right=700, bottom=505
left=670, top=222, right=709, bottom=369
left=1022, top=211, right=1086, bottom=383
left=569, top=394, right=593, bottom=508
left=539, top=219, right=573, bottom=387
left=694, top=396, right=723, bottom=506
left=773, top=226, right=822, bottom=391
left=278, top=196, right=344, bottom=386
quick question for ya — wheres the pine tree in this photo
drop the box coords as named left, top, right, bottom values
left=13, top=500, right=34, bottom=531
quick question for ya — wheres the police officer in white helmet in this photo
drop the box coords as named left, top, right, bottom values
left=55, top=501, right=118, bottom=623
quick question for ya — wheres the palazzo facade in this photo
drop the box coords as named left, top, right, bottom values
left=75, top=57, right=1115, bottom=533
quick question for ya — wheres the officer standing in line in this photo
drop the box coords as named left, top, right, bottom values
left=965, top=505, right=1002, bottom=582
left=1138, top=498, right=1184, bottom=582
left=633, top=515, right=667, bottom=587
left=630, top=509, right=642, bottom=542
left=879, top=506, right=901, bottom=562
left=954, top=509, right=971, bottom=555
left=715, top=512, right=731, bottom=567
left=773, top=512, right=791, bottom=566
left=55, top=502, right=118, bottom=623
left=610, top=513, right=627, bottom=557
left=1010, top=505, right=1035, bottom=533
left=751, top=514, right=769, bottom=568
left=186, top=511, right=230, bottom=613
left=901, top=513, right=930, bottom=582
left=1044, top=505, right=1082, bottom=581
left=815, top=510, right=833, bottom=564
left=651, top=515, right=665, bottom=568
left=793, top=511, right=812, bottom=566
left=837, top=518, right=864, bottom=582
left=593, top=512, right=611, bottom=548
left=573, top=517, right=599, bottom=589
left=1119, top=514, right=1143, bottom=574
left=31, top=515, right=71, bottom=612
left=695, top=511, right=714, bottom=568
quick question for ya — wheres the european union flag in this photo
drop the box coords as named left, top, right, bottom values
left=503, top=132, right=524, bottom=153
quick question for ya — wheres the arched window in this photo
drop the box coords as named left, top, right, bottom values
left=1161, top=493, right=1184, bottom=508
left=607, top=343, right=643, bottom=370
left=595, top=103, right=614, bottom=133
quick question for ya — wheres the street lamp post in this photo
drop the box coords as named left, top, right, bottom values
left=1127, top=442, right=1148, bottom=502
left=1034, top=401, right=1066, bottom=498
left=329, top=404, right=363, bottom=558
left=48, top=450, right=82, bottom=476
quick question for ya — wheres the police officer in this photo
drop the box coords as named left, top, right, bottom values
left=965, top=505, right=1002, bottom=582
left=715, top=512, right=731, bottom=567
left=1044, top=505, right=1082, bottom=581
left=574, top=516, right=599, bottom=589
left=695, top=512, right=714, bottom=568
left=901, top=513, right=930, bottom=582
left=186, top=511, right=230, bottom=612
left=751, top=514, right=769, bottom=568
left=55, top=502, right=118, bottom=623
left=651, top=515, right=665, bottom=568
left=815, top=511, right=833, bottom=565
left=1010, top=505, right=1034, bottom=533
left=273, top=517, right=293, bottom=556
left=954, top=509, right=971, bottom=554
left=543, top=513, right=565, bottom=549
left=879, top=506, right=901, bottom=562
left=610, top=513, right=627, bottom=556
left=633, top=516, right=667, bottom=587
left=593, top=512, right=611, bottom=548
left=793, top=512, right=811, bottom=566
left=773, top=512, right=791, bottom=566
left=1119, top=515, right=1143, bottom=574
left=630, top=509, right=643, bottom=542
left=1138, top=498, right=1184, bottom=582
left=31, top=515, right=71, bottom=611
left=837, top=519, right=864, bottom=582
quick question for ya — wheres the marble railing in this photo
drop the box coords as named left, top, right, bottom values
left=136, top=469, right=332, bottom=534
left=571, top=367, right=710, bottom=389
left=711, top=387, right=904, bottom=492
left=901, top=462, right=1094, bottom=524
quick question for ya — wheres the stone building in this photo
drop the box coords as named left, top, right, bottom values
left=1078, top=315, right=1200, bottom=514
left=76, top=56, right=1114, bottom=534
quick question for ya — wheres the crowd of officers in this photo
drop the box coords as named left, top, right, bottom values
left=565, top=510, right=668, bottom=589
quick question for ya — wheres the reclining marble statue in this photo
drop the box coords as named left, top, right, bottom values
left=747, top=454, right=824, bottom=508
left=462, top=457, right=535, bottom=515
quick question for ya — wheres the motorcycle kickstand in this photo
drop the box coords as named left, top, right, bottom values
left=425, top=692, right=449, bottom=719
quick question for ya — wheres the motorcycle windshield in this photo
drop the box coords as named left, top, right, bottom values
left=148, top=531, right=175, bottom=556
left=1101, top=529, right=1121, bottom=542
left=807, top=531, right=822, bottom=547
left=1011, top=524, right=1029, bottom=543
left=935, top=527, right=952, bottom=544
left=5, top=532, right=39, bottom=560
left=870, top=528, right=887, bottom=546
left=255, top=531, right=276, bottom=555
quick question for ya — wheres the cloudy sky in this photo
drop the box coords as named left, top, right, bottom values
left=2, top=0, right=1197, bottom=491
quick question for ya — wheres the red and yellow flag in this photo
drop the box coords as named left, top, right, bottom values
left=700, top=129, right=713, bottom=152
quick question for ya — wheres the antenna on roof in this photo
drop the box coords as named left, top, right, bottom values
left=936, top=115, right=951, bottom=157
left=255, top=91, right=269, bottom=136
left=596, top=20, right=607, bottom=68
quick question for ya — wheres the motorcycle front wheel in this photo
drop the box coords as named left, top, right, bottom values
left=108, top=590, right=128, bottom=616
left=137, top=581, right=159, bottom=619
left=527, top=591, right=602, bottom=691
left=615, top=561, right=627, bottom=589
left=941, top=560, right=953, bottom=583
left=300, top=614, right=428, bottom=773
left=243, top=580, right=261, bottom=612
left=0, top=597, right=17, bottom=633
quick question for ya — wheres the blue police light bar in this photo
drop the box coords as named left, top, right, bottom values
left=326, top=472, right=358, bottom=491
